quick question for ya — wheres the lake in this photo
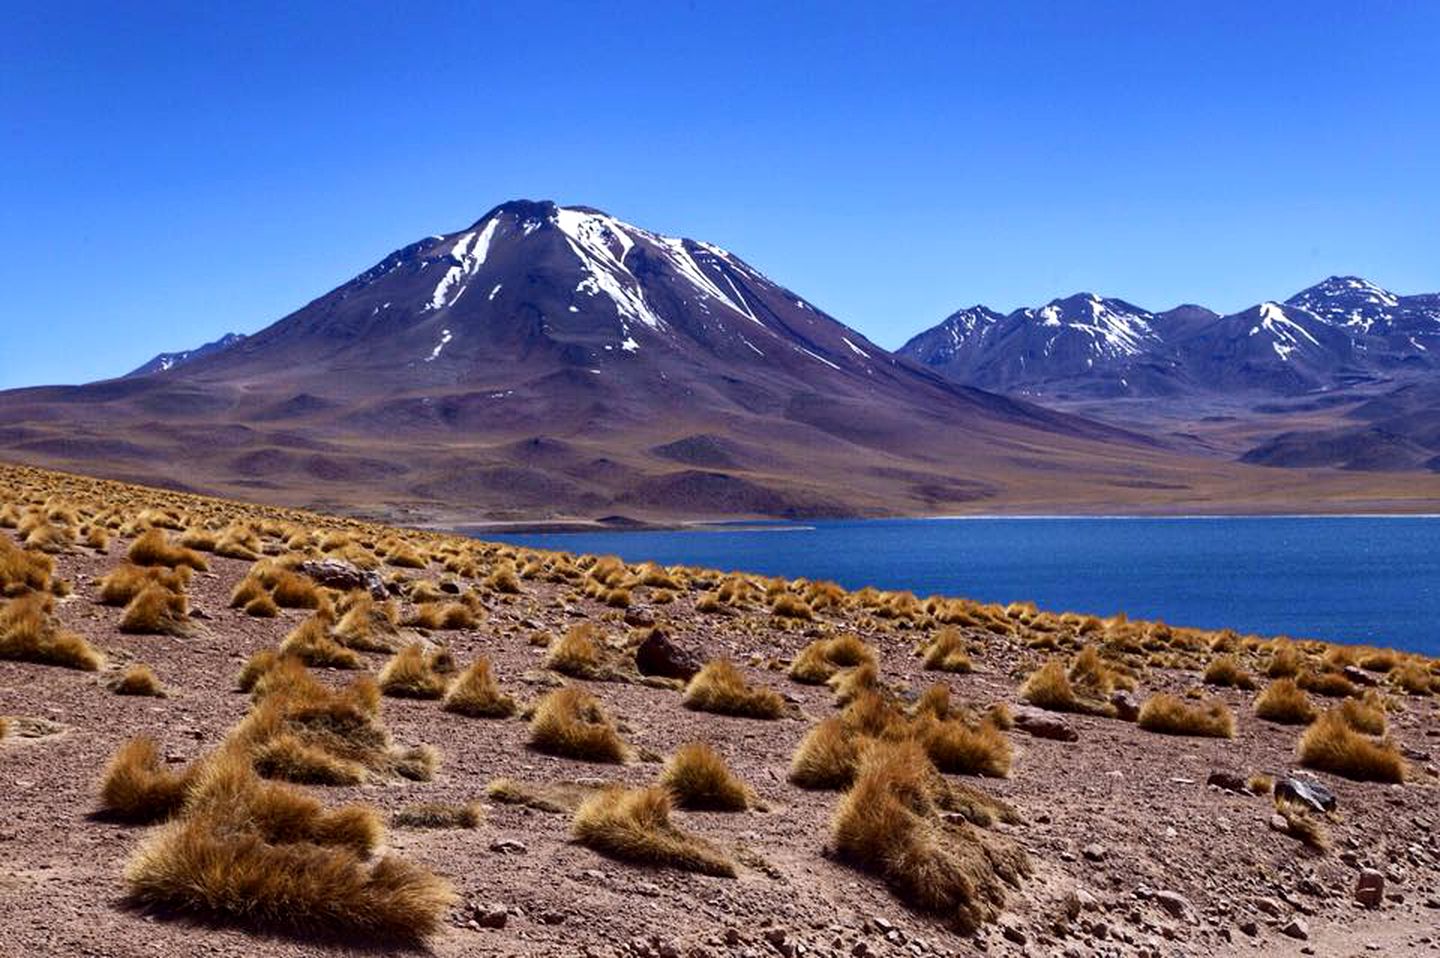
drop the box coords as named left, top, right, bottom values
left=483, top=516, right=1440, bottom=655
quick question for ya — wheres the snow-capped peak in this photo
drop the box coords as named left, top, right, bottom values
left=1284, top=276, right=1401, bottom=333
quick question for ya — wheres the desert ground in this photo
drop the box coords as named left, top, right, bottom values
left=2, top=462, right=1438, bottom=958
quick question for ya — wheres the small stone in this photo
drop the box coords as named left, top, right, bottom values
left=488, top=838, right=527, bottom=854
left=1239, top=920, right=1259, bottom=937
left=1082, top=843, right=1107, bottom=862
left=1275, top=777, right=1337, bottom=813
left=1110, top=689, right=1141, bottom=722
left=473, top=903, right=508, bottom=928
left=1013, top=705, right=1079, bottom=742
left=1153, top=891, right=1194, bottom=922
left=1281, top=917, right=1309, bottom=940
left=1206, top=770, right=1247, bottom=793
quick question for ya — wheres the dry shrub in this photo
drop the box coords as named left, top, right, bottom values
left=1136, top=694, right=1235, bottom=738
left=244, top=594, right=279, bottom=618
left=121, top=754, right=451, bottom=943
left=1267, top=640, right=1303, bottom=678
left=271, top=571, right=322, bottom=609
left=119, top=584, right=192, bottom=636
left=236, top=650, right=281, bottom=692
left=127, top=528, right=209, bottom=571
left=789, top=717, right=863, bottom=789
left=98, top=737, right=193, bottom=822
left=1393, top=664, right=1434, bottom=696
left=485, top=778, right=600, bottom=814
left=1338, top=694, right=1387, bottom=735
left=333, top=595, right=400, bottom=652
left=1358, top=649, right=1399, bottom=673
left=683, top=660, right=784, bottom=719
left=252, top=734, right=367, bottom=786
left=830, top=739, right=1029, bottom=933
left=406, top=601, right=477, bottom=631
left=279, top=613, right=362, bottom=670
left=228, top=577, right=266, bottom=608
left=1203, top=655, right=1256, bottom=690
left=789, top=634, right=876, bottom=684
left=828, top=662, right=881, bottom=706
left=111, top=663, right=166, bottom=697
left=529, top=686, right=628, bottom=763
left=393, top=802, right=483, bottom=829
left=0, top=592, right=105, bottom=670
left=1296, top=710, right=1406, bottom=783
left=1298, top=669, right=1357, bottom=699
left=377, top=643, right=446, bottom=699
left=912, top=684, right=953, bottom=720
left=544, top=623, right=603, bottom=677
left=922, top=628, right=974, bottom=673
left=1018, top=659, right=1112, bottom=717
left=661, top=742, right=750, bottom=811
left=1274, top=797, right=1331, bottom=851
left=0, top=537, right=54, bottom=595
left=915, top=718, right=1012, bottom=778
left=771, top=593, right=814, bottom=620
left=99, top=563, right=190, bottom=606
left=441, top=658, right=517, bottom=718
left=572, top=786, right=735, bottom=877
left=485, top=562, right=521, bottom=593
left=1254, top=679, right=1318, bottom=725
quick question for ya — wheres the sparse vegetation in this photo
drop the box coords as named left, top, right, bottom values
left=442, top=657, right=518, bottom=718
left=661, top=742, right=751, bottom=811
left=529, top=686, right=628, bottom=763
left=572, top=786, right=735, bottom=877
left=393, top=801, right=484, bottom=829
left=1136, top=694, right=1235, bottom=738
left=1254, top=678, right=1318, bottom=724
left=683, top=660, right=785, bottom=719
left=1297, top=709, right=1406, bottom=783
left=110, top=663, right=166, bottom=697
left=377, top=643, right=446, bottom=699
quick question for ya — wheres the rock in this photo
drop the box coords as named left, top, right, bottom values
left=538, top=909, right=567, bottom=925
left=1082, top=844, right=1107, bottom=863
left=997, top=916, right=1027, bottom=945
left=1110, top=690, right=1141, bottom=722
left=473, top=903, right=508, bottom=928
left=634, top=628, right=706, bottom=680
left=1275, top=777, right=1337, bottom=813
left=439, top=579, right=461, bottom=594
left=1355, top=869, right=1385, bottom=909
left=488, top=838, right=527, bottom=854
left=624, top=606, right=656, bottom=628
left=1012, top=705, right=1079, bottom=742
left=1270, top=812, right=1291, bottom=833
left=1281, top=917, right=1309, bottom=940
left=1206, top=770, right=1247, bottom=794
left=1238, top=920, right=1259, bottom=937
left=1251, top=897, right=1283, bottom=917
left=1342, top=665, right=1378, bottom=687
left=296, top=559, right=387, bottom=599
left=1152, top=891, right=1194, bottom=923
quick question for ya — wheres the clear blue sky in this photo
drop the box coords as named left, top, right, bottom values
left=3, top=1, right=1437, bottom=388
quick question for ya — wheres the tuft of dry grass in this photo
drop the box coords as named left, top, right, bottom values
left=683, top=660, right=785, bottom=719
left=922, top=628, right=974, bottom=673
left=111, top=663, right=166, bottom=697
left=441, top=658, right=517, bottom=718
left=789, top=634, right=875, bottom=684
left=485, top=778, right=599, bottom=814
left=1274, top=797, right=1331, bottom=852
left=1254, top=678, right=1318, bottom=725
left=1136, top=694, right=1235, bottom=738
left=572, top=786, right=735, bottom=877
left=127, top=528, right=209, bottom=571
left=252, top=734, right=367, bottom=785
left=393, top=802, right=484, bottom=829
left=1266, top=640, right=1303, bottom=678
left=1296, top=709, right=1406, bottom=783
left=270, top=571, right=322, bottom=610
left=828, top=662, right=881, bottom=706
left=528, top=687, right=628, bottom=763
left=279, top=614, right=362, bottom=670
left=1018, top=659, right=1112, bottom=716
left=99, top=563, right=190, bottom=606
left=788, top=717, right=863, bottom=789
left=1298, top=669, right=1358, bottom=699
left=377, top=643, right=446, bottom=699
left=544, top=623, right=603, bottom=677
left=1392, top=664, right=1435, bottom=696
left=830, top=739, right=1029, bottom=933
left=1, top=592, right=106, bottom=670
left=914, top=718, right=1012, bottom=778
left=119, top=584, right=192, bottom=636
left=770, top=593, right=814, bottom=620
left=1203, top=655, right=1256, bottom=690
left=1338, top=694, right=1387, bottom=736
left=98, top=737, right=193, bottom=822
left=660, top=742, right=751, bottom=811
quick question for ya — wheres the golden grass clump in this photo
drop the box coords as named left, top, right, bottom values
left=683, top=660, right=785, bottom=719
left=1267, top=639, right=1303, bottom=678
left=441, top=658, right=517, bottom=718
left=119, top=584, right=192, bottom=636
left=98, top=563, right=190, bottom=606
left=393, top=802, right=484, bottom=829
left=789, top=633, right=876, bottom=684
left=660, top=742, right=751, bottom=811
left=1338, top=693, right=1387, bottom=736
left=788, top=717, right=864, bottom=789
left=244, top=593, right=279, bottom=618
left=1274, top=797, right=1331, bottom=851
left=1296, top=709, right=1406, bottom=783
left=544, top=623, right=603, bottom=677
left=1203, top=654, right=1256, bottom=690
left=111, top=663, right=166, bottom=697
left=98, top=737, right=194, bottom=822
left=127, top=528, right=209, bottom=571
left=572, top=786, right=735, bottom=877
left=0, top=537, right=54, bottom=595
left=914, top=718, right=1012, bottom=778
left=1136, top=694, right=1235, bottom=738
left=1392, top=664, right=1435, bottom=696
left=922, top=628, right=974, bottom=673
left=528, top=686, right=628, bottom=763
left=279, top=613, right=362, bottom=670
left=1253, top=678, right=1318, bottom=725
left=333, top=594, right=400, bottom=652
left=0, top=592, right=105, bottom=670
left=1018, top=659, right=1111, bottom=716
left=770, top=592, right=814, bottom=620
left=252, top=734, right=367, bottom=786
left=828, top=661, right=881, bottom=706
left=270, top=571, right=322, bottom=609
left=120, top=752, right=453, bottom=943
left=830, top=739, right=1029, bottom=933
left=377, top=643, right=447, bottom=699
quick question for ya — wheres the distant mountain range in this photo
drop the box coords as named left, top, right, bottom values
left=899, top=277, right=1440, bottom=400
left=2, top=203, right=1437, bottom=519
left=898, top=277, right=1440, bottom=472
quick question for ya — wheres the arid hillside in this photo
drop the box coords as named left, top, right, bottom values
left=1, top=462, right=1438, bottom=958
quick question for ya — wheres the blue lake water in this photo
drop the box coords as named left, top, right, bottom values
left=484, top=517, right=1440, bottom=655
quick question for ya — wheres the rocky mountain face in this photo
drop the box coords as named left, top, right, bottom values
left=0, top=200, right=1218, bottom=522
left=900, top=277, right=1440, bottom=473
left=900, top=277, right=1440, bottom=400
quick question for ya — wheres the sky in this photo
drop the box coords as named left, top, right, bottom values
left=2, top=1, right=1438, bottom=388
